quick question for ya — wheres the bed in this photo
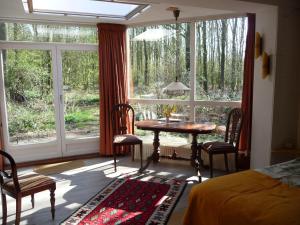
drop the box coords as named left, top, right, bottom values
left=183, top=158, right=300, bottom=225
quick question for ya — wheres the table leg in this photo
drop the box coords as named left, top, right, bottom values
left=191, top=134, right=198, bottom=167
left=152, top=130, right=160, bottom=163
left=191, top=134, right=202, bottom=182
left=139, top=130, right=160, bottom=173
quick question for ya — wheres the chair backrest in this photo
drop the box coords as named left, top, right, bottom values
left=111, top=104, right=135, bottom=136
left=0, top=150, right=20, bottom=192
left=224, top=108, right=243, bottom=148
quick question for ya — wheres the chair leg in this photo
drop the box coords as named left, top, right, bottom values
left=50, top=186, right=56, bottom=220
left=209, top=153, right=213, bottom=178
left=235, top=152, right=239, bottom=172
left=31, top=194, right=35, bottom=208
left=139, top=143, right=143, bottom=170
left=1, top=193, right=7, bottom=225
left=224, top=153, right=229, bottom=173
left=131, top=145, right=135, bottom=161
left=113, top=145, right=117, bottom=172
left=198, top=144, right=204, bottom=167
left=15, top=196, right=21, bottom=225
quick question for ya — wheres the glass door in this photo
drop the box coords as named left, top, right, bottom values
left=58, top=49, right=99, bottom=156
left=0, top=47, right=63, bottom=161
left=0, top=46, right=99, bottom=162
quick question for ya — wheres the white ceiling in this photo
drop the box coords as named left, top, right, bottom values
left=0, top=0, right=271, bottom=26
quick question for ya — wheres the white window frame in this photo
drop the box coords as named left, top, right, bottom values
left=127, top=18, right=243, bottom=120
left=0, top=40, right=99, bottom=162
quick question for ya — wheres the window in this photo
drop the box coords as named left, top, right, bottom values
left=3, top=49, right=56, bottom=144
left=0, top=22, right=99, bottom=160
left=62, top=50, right=99, bottom=139
left=196, top=18, right=247, bottom=101
left=129, top=23, right=191, bottom=100
left=128, top=16, right=247, bottom=143
left=0, top=22, right=97, bottom=44
left=22, top=0, right=149, bottom=20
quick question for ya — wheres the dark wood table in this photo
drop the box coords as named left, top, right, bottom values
left=136, top=120, right=216, bottom=180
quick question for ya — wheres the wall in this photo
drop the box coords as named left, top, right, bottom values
left=272, top=4, right=300, bottom=150
left=240, top=0, right=300, bottom=157
left=250, top=6, right=278, bottom=168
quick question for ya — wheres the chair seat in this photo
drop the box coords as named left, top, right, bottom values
left=3, top=173, right=55, bottom=194
left=202, top=141, right=235, bottom=153
left=113, top=134, right=142, bottom=145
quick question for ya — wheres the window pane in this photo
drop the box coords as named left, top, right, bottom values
left=195, top=17, right=247, bottom=101
left=3, top=49, right=57, bottom=145
left=0, top=23, right=97, bottom=44
left=128, top=23, right=191, bottom=100
left=195, top=106, right=235, bottom=142
left=62, top=50, right=99, bottom=139
left=31, top=0, right=139, bottom=17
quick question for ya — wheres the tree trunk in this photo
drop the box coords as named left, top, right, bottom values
left=209, top=21, right=216, bottom=90
left=143, top=39, right=149, bottom=86
left=230, top=18, right=238, bottom=93
left=175, top=23, right=181, bottom=80
left=219, top=20, right=227, bottom=91
left=185, top=24, right=190, bottom=73
left=197, top=24, right=201, bottom=87
left=202, top=21, right=208, bottom=93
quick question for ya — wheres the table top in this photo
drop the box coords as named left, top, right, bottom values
left=135, top=120, right=216, bottom=134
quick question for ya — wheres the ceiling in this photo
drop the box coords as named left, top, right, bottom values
left=0, top=0, right=271, bottom=26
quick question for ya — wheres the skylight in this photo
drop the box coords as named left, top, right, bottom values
left=22, top=0, right=149, bottom=20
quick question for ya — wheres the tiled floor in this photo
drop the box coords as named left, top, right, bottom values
left=1, top=156, right=226, bottom=225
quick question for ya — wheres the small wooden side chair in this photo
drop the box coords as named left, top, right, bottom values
left=111, top=104, right=143, bottom=172
left=0, top=150, right=56, bottom=225
left=198, top=108, right=243, bottom=178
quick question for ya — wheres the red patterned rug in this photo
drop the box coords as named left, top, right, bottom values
left=61, top=173, right=186, bottom=225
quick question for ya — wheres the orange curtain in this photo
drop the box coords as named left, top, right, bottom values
left=0, top=110, right=4, bottom=169
left=240, top=14, right=255, bottom=153
left=97, top=23, right=128, bottom=156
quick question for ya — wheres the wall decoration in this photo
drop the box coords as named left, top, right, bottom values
left=262, top=51, right=270, bottom=79
left=255, top=32, right=262, bottom=59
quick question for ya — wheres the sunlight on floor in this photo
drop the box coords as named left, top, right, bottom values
left=62, top=160, right=116, bottom=175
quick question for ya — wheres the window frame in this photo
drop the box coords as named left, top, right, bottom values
left=0, top=39, right=99, bottom=161
left=127, top=15, right=245, bottom=121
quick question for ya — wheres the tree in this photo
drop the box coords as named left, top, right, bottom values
left=202, top=21, right=208, bottom=93
left=185, top=24, right=190, bottom=73
left=219, top=20, right=227, bottom=91
left=230, top=18, right=238, bottom=93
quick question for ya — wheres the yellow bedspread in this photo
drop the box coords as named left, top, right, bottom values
left=183, top=170, right=300, bottom=225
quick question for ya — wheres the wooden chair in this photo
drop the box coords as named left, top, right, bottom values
left=0, top=150, right=56, bottom=225
left=111, top=104, right=143, bottom=172
left=198, top=108, right=243, bottom=178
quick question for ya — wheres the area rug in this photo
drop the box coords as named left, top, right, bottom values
left=61, top=173, right=186, bottom=225
left=34, top=160, right=85, bottom=175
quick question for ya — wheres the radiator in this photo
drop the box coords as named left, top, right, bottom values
left=134, top=143, right=236, bottom=171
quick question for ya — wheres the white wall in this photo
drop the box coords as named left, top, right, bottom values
left=271, top=4, right=300, bottom=150
left=250, top=6, right=278, bottom=168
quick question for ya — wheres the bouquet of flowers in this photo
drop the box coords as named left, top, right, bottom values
left=163, top=105, right=176, bottom=119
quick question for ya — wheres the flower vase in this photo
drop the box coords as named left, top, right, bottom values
left=166, top=116, right=170, bottom=123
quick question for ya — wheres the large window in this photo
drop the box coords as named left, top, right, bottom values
left=3, top=49, right=56, bottom=144
left=128, top=16, right=247, bottom=143
left=62, top=50, right=99, bottom=139
left=196, top=18, right=247, bottom=100
left=129, top=23, right=190, bottom=100
left=0, top=22, right=99, bottom=160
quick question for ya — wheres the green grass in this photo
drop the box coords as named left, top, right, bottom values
left=7, top=90, right=99, bottom=138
